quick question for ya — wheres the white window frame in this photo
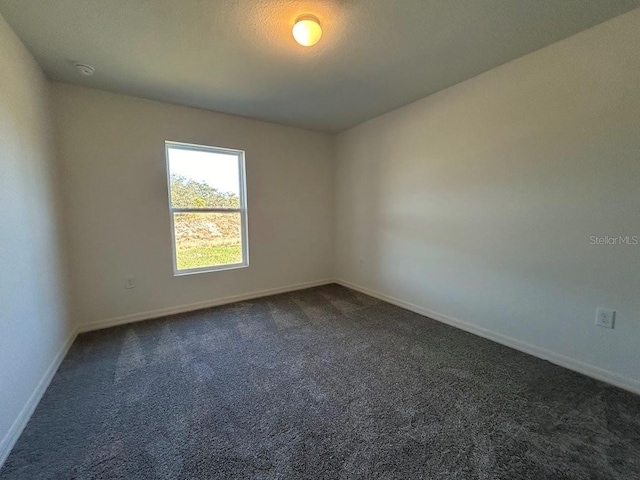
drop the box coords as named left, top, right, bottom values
left=165, top=141, right=249, bottom=276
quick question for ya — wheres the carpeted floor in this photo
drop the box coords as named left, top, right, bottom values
left=1, top=285, right=639, bottom=479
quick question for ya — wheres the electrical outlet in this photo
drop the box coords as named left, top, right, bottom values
left=358, top=257, right=364, bottom=269
left=596, top=308, right=615, bottom=329
left=125, top=276, right=135, bottom=289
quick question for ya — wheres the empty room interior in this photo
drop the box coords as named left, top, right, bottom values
left=2, top=1, right=640, bottom=478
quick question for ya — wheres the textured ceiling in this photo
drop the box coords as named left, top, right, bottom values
left=1, top=0, right=639, bottom=132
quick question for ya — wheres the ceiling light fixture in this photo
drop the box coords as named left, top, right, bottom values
left=292, top=15, right=322, bottom=47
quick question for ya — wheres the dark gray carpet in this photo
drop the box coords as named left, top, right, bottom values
left=1, top=285, right=639, bottom=479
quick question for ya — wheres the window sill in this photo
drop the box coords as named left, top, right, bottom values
left=173, top=262, right=249, bottom=276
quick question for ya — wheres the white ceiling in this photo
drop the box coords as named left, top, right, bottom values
left=1, top=0, right=639, bottom=132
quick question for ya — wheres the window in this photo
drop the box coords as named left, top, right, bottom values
left=165, top=141, right=248, bottom=275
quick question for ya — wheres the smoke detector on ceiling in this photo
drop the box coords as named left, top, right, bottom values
left=74, top=63, right=95, bottom=76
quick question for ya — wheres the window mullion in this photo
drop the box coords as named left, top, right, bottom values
left=171, top=207, right=242, bottom=213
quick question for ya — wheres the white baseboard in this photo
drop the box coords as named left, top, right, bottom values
left=336, top=279, right=640, bottom=396
left=3, top=277, right=635, bottom=471
left=77, top=279, right=334, bottom=333
left=0, top=327, right=79, bottom=469
left=0, top=279, right=333, bottom=469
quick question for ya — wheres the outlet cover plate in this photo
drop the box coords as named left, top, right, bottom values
left=596, top=308, right=615, bottom=329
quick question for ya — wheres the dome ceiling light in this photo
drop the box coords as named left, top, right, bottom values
left=292, top=15, right=322, bottom=47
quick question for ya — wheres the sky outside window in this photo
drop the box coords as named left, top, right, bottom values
left=167, top=147, right=240, bottom=195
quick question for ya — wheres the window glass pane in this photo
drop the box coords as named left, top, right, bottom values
left=168, top=147, right=240, bottom=209
left=174, top=212, right=243, bottom=270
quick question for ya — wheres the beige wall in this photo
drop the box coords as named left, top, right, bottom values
left=52, top=84, right=334, bottom=327
left=0, top=14, right=71, bottom=461
left=334, top=9, right=640, bottom=390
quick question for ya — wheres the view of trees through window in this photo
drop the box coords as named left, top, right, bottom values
left=166, top=144, right=246, bottom=272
